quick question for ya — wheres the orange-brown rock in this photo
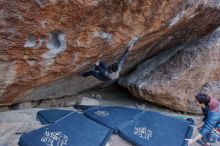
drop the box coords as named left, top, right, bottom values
left=0, top=0, right=220, bottom=105
left=119, top=28, right=220, bottom=113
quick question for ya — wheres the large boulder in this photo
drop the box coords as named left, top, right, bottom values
left=199, top=81, right=220, bottom=99
left=119, top=28, right=220, bottom=113
left=1, top=0, right=220, bottom=105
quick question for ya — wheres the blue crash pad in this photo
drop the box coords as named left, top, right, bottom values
left=118, top=111, right=194, bottom=146
left=84, top=106, right=142, bottom=133
left=37, top=109, right=73, bottom=125
left=19, top=112, right=112, bottom=146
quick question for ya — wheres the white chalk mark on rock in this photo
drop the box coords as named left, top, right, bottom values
left=24, top=34, right=37, bottom=48
left=169, top=11, right=185, bottom=27
left=41, top=31, right=67, bottom=71
left=92, top=31, right=113, bottom=43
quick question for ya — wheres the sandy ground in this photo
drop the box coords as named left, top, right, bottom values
left=0, top=85, right=219, bottom=146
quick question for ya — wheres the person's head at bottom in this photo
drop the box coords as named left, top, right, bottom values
left=195, top=93, right=210, bottom=108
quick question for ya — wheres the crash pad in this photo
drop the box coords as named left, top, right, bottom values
left=18, top=112, right=112, bottom=146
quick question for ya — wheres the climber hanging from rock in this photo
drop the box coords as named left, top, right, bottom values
left=81, top=36, right=139, bottom=81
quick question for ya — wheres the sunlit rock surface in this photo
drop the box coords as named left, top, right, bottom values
left=0, top=0, right=220, bottom=105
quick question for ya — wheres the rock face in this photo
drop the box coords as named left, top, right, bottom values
left=119, top=28, right=220, bottom=113
left=0, top=0, right=220, bottom=105
left=199, top=81, right=220, bottom=99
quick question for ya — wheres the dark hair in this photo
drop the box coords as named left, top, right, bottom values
left=195, top=93, right=210, bottom=106
left=109, top=63, right=118, bottom=72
